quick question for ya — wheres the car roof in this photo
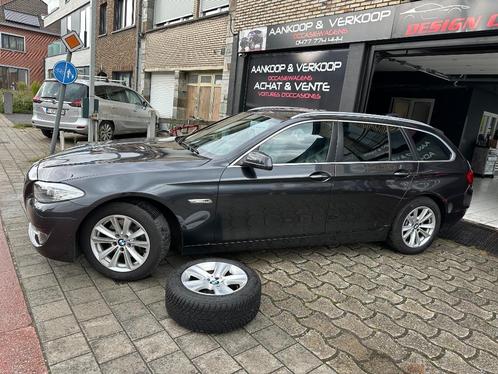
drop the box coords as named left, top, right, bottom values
left=248, top=106, right=434, bottom=131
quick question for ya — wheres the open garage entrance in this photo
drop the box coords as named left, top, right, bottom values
left=365, top=43, right=498, bottom=228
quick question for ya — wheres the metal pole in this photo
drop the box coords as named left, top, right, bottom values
left=50, top=52, right=71, bottom=155
left=88, top=0, right=97, bottom=142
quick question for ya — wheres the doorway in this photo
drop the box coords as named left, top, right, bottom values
left=186, top=72, right=222, bottom=121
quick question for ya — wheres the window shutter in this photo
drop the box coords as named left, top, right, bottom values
left=154, top=0, right=194, bottom=24
left=200, top=0, right=229, bottom=12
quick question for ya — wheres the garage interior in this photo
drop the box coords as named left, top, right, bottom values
left=366, top=46, right=498, bottom=228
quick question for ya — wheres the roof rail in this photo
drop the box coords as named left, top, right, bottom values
left=248, top=106, right=312, bottom=112
left=77, top=75, right=127, bottom=85
left=291, top=111, right=432, bottom=128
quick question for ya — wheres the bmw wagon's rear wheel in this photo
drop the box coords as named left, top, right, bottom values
left=388, top=197, right=441, bottom=255
left=80, top=202, right=170, bottom=281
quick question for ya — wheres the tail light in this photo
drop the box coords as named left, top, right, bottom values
left=69, top=99, right=82, bottom=107
left=33, top=96, right=42, bottom=103
left=466, top=169, right=474, bottom=186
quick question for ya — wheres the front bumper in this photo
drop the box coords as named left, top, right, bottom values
left=25, top=197, right=82, bottom=262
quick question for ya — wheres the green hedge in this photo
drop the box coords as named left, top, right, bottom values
left=0, top=81, right=40, bottom=114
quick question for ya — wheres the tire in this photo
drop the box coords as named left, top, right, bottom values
left=41, top=129, right=53, bottom=138
left=165, top=258, right=261, bottom=333
left=388, top=197, right=441, bottom=255
left=79, top=202, right=170, bottom=281
left=98, top=121, right=114, bottom=141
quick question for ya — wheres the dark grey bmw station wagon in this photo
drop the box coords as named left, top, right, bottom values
left=24, top=108, right=473, bottom=280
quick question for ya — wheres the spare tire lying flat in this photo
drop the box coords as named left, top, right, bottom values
left=165, top=258, right=261, bottom=333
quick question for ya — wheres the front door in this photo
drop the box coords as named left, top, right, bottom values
left=217, top=121, right=335, bottom=243
left=329, top=122, right=417, bottom=239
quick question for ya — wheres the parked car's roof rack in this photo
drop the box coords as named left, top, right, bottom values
left=76, top=75, right=127, bottom=85
left=291, top=111, right=433, bottom=128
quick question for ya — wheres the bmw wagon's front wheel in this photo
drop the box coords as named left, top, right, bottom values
left=80, top=202, right=170, bottom=281
left=388, top=197, right=441, bottom=255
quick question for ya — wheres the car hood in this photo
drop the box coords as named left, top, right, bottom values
left=35, top=138, right=210, bottom=182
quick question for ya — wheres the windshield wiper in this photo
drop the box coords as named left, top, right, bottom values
left=176, top=137, right=199, bottom=155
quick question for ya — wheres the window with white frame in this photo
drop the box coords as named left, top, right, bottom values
left=200, top=0, right=229, bottom=16
left=1, top=33, right=25, bottom=52
left=114, top=0, right=134, bottom=30
left=154, top=0, right=194, bottom=26
left=61, top=6, right=91, bottom=47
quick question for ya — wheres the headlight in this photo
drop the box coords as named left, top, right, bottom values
left=27, top=164, right=38, bottom=181
left=34, top=181, right=84, bottom=203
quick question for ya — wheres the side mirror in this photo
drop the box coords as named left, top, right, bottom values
left=241, top=151, right=273, bottom=170
left=142, top=100, right=149, bottom=108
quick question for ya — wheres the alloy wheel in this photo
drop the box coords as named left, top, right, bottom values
left=90, top=214, right=150, bottom=272
left=181, top=261, right=248, bottom=295
left=401, top=206, right=436, bottom=249
left=99, top=123, right=113, bottom=141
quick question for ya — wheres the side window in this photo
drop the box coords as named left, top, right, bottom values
left=342, top=122, right=389, bottom=162
left=106, top=86, right=128, bottom=103
left=126, top=89, right=143, bottom=106
left=389, top=127, right=414, bottom=161
left=258, top=122, right=332, bottom=164
left=405, top=130, right=452, bottom=161
left=95, top=86, right=108, bottom=100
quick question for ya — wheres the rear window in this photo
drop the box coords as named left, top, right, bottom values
left=38, top=81, right=88, bottom=102
left=405, top=129, right=452, bottom=161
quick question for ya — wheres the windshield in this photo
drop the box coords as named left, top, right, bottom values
left=37, top=81, right=88, bottom=102
left=183, top=113, right=284, bottom=157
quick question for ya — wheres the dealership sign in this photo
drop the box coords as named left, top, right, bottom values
left=393, top=0, right=498, bottom=38
left=239, top=0, right=498, bottom=52
left=239, top=8, right=395, bottom=52
left=244, top=50, right=348, bottom=110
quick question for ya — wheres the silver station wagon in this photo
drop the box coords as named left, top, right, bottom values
left=32, top=79, right=157, bottom=141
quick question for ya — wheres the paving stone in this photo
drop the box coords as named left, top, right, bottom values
left=465, top=330, right=498, bottom=355
left=364, top=313, right=406, bottom=338
left=424, top=275, right=457, bottom=292
left=328, top=333, right=371, bottom=362
left=358, top=353, right=403, bottom=374
left=291, top=271, right=323, bottom=288
left=300, top=312, right=340, bottom=338
left=274, top=261, right=301, bottom=274
left=213, top=329, right=258, bottom=356
left=52, top=263, right=87, bottom=278
left=159, top=318, right=190, bottom=338
left=399, top=352, right=440, bottom=374
left=102, top=286, right=138, bottom=305
left=432, top=330, right=477, bottom=359
left=90, top=331, right=135, bottom=364
left=371, top=275, right=403, bottom=291
left=175, top=332, right=218, bottom=359
left=21, top=273, right=58, bottom=291
left=101, top=352, right=149, bottom=374
left=31, top=299, right=72, bottom=323
left=312, top=283, right=347, bottom=303
left=459, top=314, right=498, bottom=339
left=434, top=350, right=482, bottom=374
left=111, top=300, right=149, bottom=322
left=244, top=312, right=273, bottom=333
left=252, top=325, right=295, bottom=354
left=193, top=348, right=241, bottom=374
left=121, top=313, right=163, bottom=340
left=38, top=314, right=81, bottom=342
left=261, top=281, right=288, bottom=301
left=234, top=345, right=282, bottom=374
left=58, top=273, right=94, bottom=291
left=66, top=286, right=102, bottom=306
left=363, top=331, right=408, bottom=362
left=17, top=261, right=53, bottom=279
left=452, top=287, right=488, bottom=306
left=318, top=271, right=349, bottom=289
left=272, top=310, right=307, bottom=337
left=72, top=298, right=112, bottom=322
left=259, top=295, right=282, bottom=317
left=283, top=282, right=316, bottom=302
left=396, top=299, right=434, bottom=320
left=336, top=298, right=374, bottom=320
left=50, top=353, right=100, bottom=374
left=308, top=297, right=344, bottom=319
left=81, top=314, right=123, bottom=340
left=367, top=300, right=404, bottom=320
left=275, top=343, right=322, bottom=374
left=332, top=313, right=373, bottom=339
left=275, top=296, right=312, bottom=318
left=147, top=300, right=169, bottom=320
left=326, top=351, right=367, bottom=374
left=396, top=312, right=438, bottom=338
left=296, top=260, right=327, bottom=275
left=44, top=333, right=91, bottom=365
left=135, top=285, right=165, bottom=305
left=135, top=331, right=179, bottom=362
left=297, top=329, right=336, bottom=360
left=428, top=314, right=468, bottom=338
left=454, top=299, right=494, bottom=320
left=425, top=300, right=465, bottom=321
left=397, top=330, right=442, bottom=359
left=149, top=351, right=197, bottom=374
left=263, top=270, right=295, bottom=287
left=468, top=351, right=498, bottom=374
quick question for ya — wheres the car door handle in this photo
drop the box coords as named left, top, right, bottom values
left=309, top=171, right=332, bottom=182
left=394, top=170, right=410, bottom=177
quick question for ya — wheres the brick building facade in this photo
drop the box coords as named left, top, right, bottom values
left=96, top=0, right=139, bottom=88
left=0, top=0, right=58, bottom=89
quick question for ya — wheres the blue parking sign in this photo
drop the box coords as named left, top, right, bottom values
left=53, top=60, right=78, bottom=85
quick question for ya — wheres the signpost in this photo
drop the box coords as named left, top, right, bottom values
left=49, top=31, right=84, bottom=155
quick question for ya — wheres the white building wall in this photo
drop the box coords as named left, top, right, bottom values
left=45, top=48, right=91, bottom=78
left=43, top=0, right=90, bottom=26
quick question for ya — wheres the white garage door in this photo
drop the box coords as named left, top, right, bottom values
left=150, top=73, right=175, bottom=118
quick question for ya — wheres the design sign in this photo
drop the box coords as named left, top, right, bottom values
left=239, top=7, right=396, bottom=52
left=244, top=49, right=348, bottom=111
left=392, top=0, right=498, bottom=38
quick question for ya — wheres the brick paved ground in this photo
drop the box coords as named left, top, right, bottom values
left=1, top=114, right=498, bottom=374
